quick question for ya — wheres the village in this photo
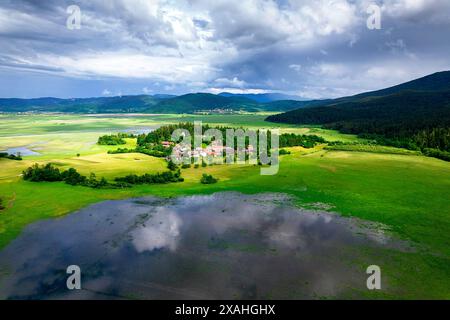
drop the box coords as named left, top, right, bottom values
left=160, top=140, right=256, bottom=164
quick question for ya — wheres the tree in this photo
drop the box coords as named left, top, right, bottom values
left=167, top=160, right=178, bottom=171
left=200, top=174, right=218, bottom=184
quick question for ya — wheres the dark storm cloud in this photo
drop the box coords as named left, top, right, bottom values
left=0, top=0, right=449, bottom=98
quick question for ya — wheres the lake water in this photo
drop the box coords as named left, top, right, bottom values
left=0, top=193, right=407, bottom=299
left=122, top=127, right=156, bottom=135
left=1, top=146, right=40, bottom=156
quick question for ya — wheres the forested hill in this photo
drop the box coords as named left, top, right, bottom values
left=145, top=93, right=260, bottom=113
left=266, top=71, right=450, bottom=153
left=0, top=95, right=166, bottom=113
left=0, top=93, right=303, bottom=113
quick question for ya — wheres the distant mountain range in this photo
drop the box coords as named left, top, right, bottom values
left=0, top=95, right=164, bottom=113
left=0, top=92, right=308, bottom=114
left=218, top=92, right=305, bottom=103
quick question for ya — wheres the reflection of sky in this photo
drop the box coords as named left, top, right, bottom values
left=1, top=146, right=41, bottom=156
left=132, top=208, right=182, bottom=253
left=0, top=192, right=410, bottom=299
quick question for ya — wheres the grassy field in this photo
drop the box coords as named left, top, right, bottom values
left=325, top=144, right=422, bottom=155
left=0, top=113, right=449, bottom=299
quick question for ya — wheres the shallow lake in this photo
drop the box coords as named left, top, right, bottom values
left=0, top=192, right=407, bottom=299
left=122, top=127, right=156, bottom=135
left=1, top=146, right=40, bottom=156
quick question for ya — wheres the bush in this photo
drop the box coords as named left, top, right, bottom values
left=22, top=164, right=126, bottom=189
left=108, top=148, right=135, bottom=154
left=422, top=148, right=450, bottom=162
left=167, top=160, right=178, bottom=171
left=61, top=168, right=87, bottom=185
left=23, top=163, right=62, bottom=182
left=200, top=174, right=218, bottom=184
left=181, top=163, right=191, bottom=169
left=279, top=149, right=291, bottom=155
left=279, top=133, right=326, bottom=148
left=97, top=134, right=127, bottom=145
left=115, top=170, right=184, bottom=185
left=136, top=146, right=169, bottom=157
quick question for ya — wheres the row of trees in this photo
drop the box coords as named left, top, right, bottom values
left=22, top=163, right=185, bottom=188
left=97, top=133, right=135, bottom=145
left=266, top=89, right=450, bottom=161
left=356, top=130, right=450, bottom=162
left=279, top=133, right=326, bottom=148
left=107, top=146, right=171, bottom=158
left=413, top=128, right=450, bottom=152
left=114, top=170, right=184, bottom=185
left=22, top=164, right=110, bottom=188
left=422, top=148, right=450, bottom=162
left=137, top=123, right=327, bottom=149
left=137, top=122, right=199, bottom=146
left=0, top=152, right=22, bottom=160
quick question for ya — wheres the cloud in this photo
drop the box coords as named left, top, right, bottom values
left=142, top=87, right=152, bottom=94
left=214, top=77, right=246, bottom=88
left=131, top=208, right=182, bottom=253
left=0, top=0, right=449, bottom=98
left=289, top=64, right=302, bottom=72
left=206, top=88, right=270, bottom=94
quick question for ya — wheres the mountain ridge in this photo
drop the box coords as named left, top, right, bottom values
left=0, top=92, right=303, bottom=113
left=266, top=71, right=450, bottom=153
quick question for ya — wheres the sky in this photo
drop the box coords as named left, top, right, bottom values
left=0, top=0, right=449, bottom=99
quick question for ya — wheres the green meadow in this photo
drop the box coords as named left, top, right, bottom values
left=0, top=113, right=449, bottom=298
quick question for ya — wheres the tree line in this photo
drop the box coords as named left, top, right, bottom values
left=279, top=133, right=326, bottom=148
left=266, top=90, right=450, bottom=162
left=137, top=123, right=326, bottom=149
left=108, top=123, right=326, bottom=159
left=0, top=152, right=22, bottom=160
left=114, top=171, right=183, bottom=185
left=22, top=163, right=184, bottom=188
left=97, top=133, right=135, bottom=145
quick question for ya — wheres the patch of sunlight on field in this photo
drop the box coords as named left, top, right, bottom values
left=0, top=133, right=137, bottom=158
left=278, top=127, right=363, bottom=143
left=1, top=152, right=166, bottom=183
left=53, top=153, right=167, bottom=179
left=1, top=152, right=168, bottom=181
left=0, top=114, right=159, bottom=136
left=322, top=151, right=429, bottom=166
left=0, top=159, right=31, bottom=182
left=179, top=163, right=252, bottom=183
